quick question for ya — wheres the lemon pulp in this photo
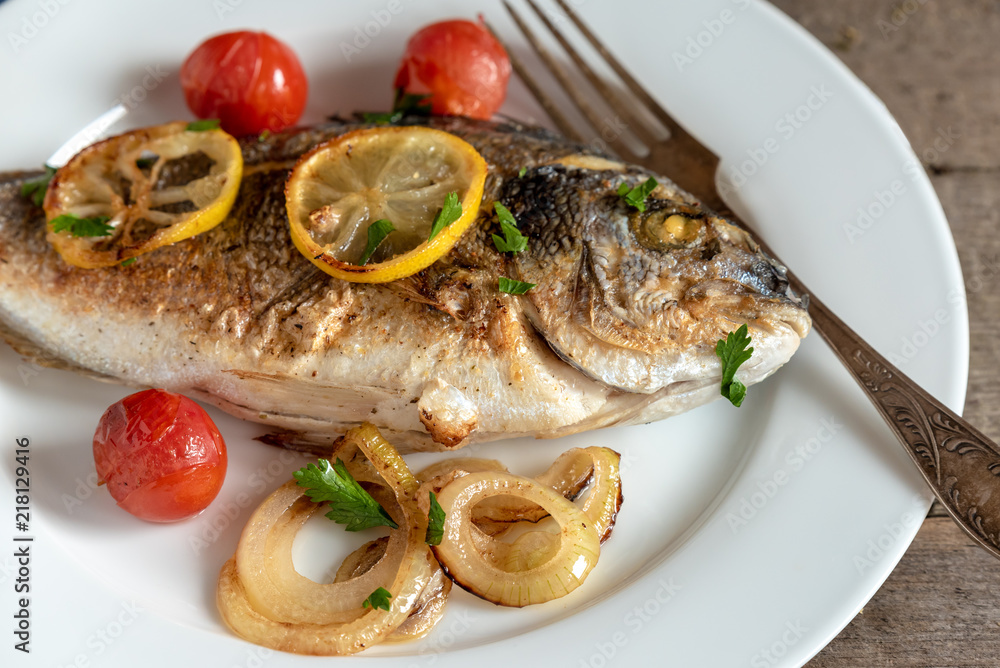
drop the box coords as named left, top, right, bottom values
left=43, top=121, right=243, bottom=268
left=285, top=126, right=487, bottom=283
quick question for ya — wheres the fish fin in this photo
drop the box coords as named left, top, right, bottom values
left=255, top=426, right=458, bottom=455
left=255, top=430, right=344, bottom=457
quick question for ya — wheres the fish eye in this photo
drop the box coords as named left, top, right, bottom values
left=629, top=204, right=706, bottom=252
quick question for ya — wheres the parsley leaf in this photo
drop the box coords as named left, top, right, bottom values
left=499, top=276, right=536, bottom=295
left=494, top=201, right=517, bottom=228
left=49, top=213, right=113, bottom=238
left=293, top=458, right=399, bottom=531
left=617, top=177, right=658, bottom=212
left=363, top=587, right=392, bottom=611
left=363, top=90, right=433, bottom=125
left=186, top=119, right=221, bottom=132
left=491, top=202, right=528, bottom=254
left=362, top=110, right=404, bottom=125
left=20, top=165, right=56, bottom=207
left=394, top=90, right=432, bottom=115
left=518, top=166, right=527, bottom=178
left=428, top=192, right=462, bottom=240
left=358, top=219, right=396, bottom=266
left=715, top=324, right=753, bottom=407
left=425, top=492, right=446, bottom=546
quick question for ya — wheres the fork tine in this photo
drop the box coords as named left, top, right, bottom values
left=502, top=0, right=639, bottom=162
left=553, top=0, right=687, bottom=139
left=549, top=0, right=722, bottom=204
left=523, top=0, right=660, bottom=148
left=482, top=18, right=584, bottom=143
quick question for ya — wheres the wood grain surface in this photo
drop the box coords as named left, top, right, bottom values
left=765, top=1, right=1000, bottom=665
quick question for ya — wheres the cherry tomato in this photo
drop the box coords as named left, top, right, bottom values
left=93, top=389, right=227, bottom=522
left=180, top=31, right=308, bottom=136
left=394, top=19, right=511, bottom=120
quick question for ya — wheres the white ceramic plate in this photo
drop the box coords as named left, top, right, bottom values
left=0, top=1, right=967, bottom=666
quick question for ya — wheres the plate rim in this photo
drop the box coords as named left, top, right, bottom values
left=0, top=0, right=970, bottom=666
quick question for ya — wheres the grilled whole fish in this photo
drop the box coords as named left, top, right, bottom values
left=0, top=116, right=810, bottom=452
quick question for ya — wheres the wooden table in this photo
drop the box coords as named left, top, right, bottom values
left=765, top=1, right=1000, bottom=665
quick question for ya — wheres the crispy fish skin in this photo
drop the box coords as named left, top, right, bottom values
left=0, top=117, right=810, bottom=452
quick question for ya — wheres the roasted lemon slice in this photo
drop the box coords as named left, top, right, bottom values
left=43, top=121, right=242, bottom=268
left=285, top=126, right=487, bottom=283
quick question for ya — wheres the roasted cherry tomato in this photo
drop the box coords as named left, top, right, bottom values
left=180, top=30, right=308, bottom=136
left=393, top=19, right=511, bottom=120
left=93, top=389, right=227, bottom=522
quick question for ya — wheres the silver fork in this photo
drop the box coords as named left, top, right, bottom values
left=493, top=0, right=1000, bottom=561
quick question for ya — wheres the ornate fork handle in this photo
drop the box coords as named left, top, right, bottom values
left=802, top=278, right=1000, bottom=557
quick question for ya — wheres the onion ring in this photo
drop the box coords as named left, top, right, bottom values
left=217, top=553, right=431, bottom=655
left=431, top=471, right=601, bottom=607
left=334, top=538, right=452, bottom=643
left=218, top=422, right=435, bottom=654
left=444, top=448, right=623, bottom=542
left=573, top=447, right=623, bottom=542
left=234, top=481, right=406, bottom=623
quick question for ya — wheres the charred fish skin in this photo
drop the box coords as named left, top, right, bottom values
left=0, top=117, right=810, bottom=453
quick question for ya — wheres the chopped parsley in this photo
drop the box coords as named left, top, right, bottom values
left=186, top=118, right=221, bottom=132
left=20, top=165, right=56, bottom=207
left=492, top=202, right=528, bottom=254
left=293, top=458, right=399, bottom=531
left=363, top=587, right=393, bottom=611
left=518, top=166, right=527, bottom=178
left=425, top=492, right=446, bottom=546
left=358, top=219, right=396, bottom=266
left=120, top=258, right=137, bottom=267
left=617, top=177, right=658, bottom=212
left=257, top=129, right=272, bottom=143
left=363, top=90, right=433, bottom=125
left=49, top=213, right=113, bottom=238
left=499, top=276, right=536, bottom=295
left=715, top=324, right=753, bottom=407
left=428, top=192, right=462, bottom=240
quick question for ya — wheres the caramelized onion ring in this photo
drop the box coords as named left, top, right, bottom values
left=415, top=458, right=508, bottom=481
left=343, top=423, right=419, bottom=496
left=472, top=448, right=594, bottom=524
left=437, top=448, right=623, bottom=542
left=217, top=553, right=431, bottom=655
left=334, top=538, right=453, bottom=643
left=235, top=482, right=406, bottom=623
left=574, top=447, right=623, bottom=542
left=431, top=471, right=601, bottom=607
left=218, top=423, right=434, bottom=655
left=385, top=556, right=452, bottom=642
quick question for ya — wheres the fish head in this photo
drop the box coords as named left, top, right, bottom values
left=506, top=160, right=811, bottom=394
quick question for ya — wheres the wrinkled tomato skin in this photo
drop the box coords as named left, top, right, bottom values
left=93, top=389, right=227, bottom=523
left=394, top=19, right=511, bottom=120
left=180, top=30, right=308, bottom=136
